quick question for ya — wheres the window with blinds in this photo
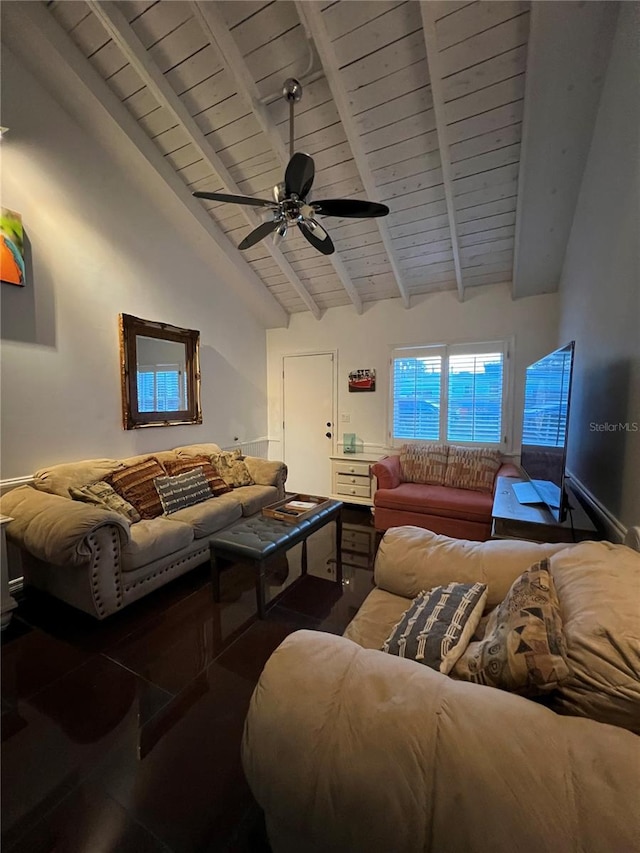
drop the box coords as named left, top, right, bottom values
left=137, top=366, right=187, bottom=413
left=390, top=343, right=508, bottom=446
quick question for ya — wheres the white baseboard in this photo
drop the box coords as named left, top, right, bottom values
left=566, top=470, right=626, bottom=543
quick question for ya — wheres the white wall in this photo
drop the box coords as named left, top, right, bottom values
left=0, top=46, right=268, bottom=480
left=557, top=2, right=640, bottom=531
left=267, top=285, right=560, bottom=459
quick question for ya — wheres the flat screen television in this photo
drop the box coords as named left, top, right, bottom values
left=515, top=342, right=575, bottom=522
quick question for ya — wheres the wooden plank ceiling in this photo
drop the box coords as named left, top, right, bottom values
left=46, top=0, right=530, bottom=317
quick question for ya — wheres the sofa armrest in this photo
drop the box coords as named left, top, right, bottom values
left=243, top=457, right=287, bottom=498
left=242, top=630, right=639, bottom=853
left=0, top=486, right=130, bottom=568
left=371, top=455, right=401, bottom=490
left=496, top=461, right=521, bottom=485
left=374, top=527, right=569, bottom=608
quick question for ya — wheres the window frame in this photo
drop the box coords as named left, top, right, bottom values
left=388, top=339, right=511, bottom=449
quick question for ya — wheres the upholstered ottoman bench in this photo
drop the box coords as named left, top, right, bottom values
left=208, top=501, right=343, bottom=617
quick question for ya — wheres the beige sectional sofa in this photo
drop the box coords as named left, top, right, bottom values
left=1, top=443, right=287, bottom=619
left=242, top=527, right=640, bottom=853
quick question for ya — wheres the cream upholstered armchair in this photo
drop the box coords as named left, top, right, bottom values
left=241, top=527, right=640, bottom=853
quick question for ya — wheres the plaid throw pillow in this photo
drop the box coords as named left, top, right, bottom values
left=383, top=582, right=488, bottom=674
left=154, top=468, right=213, bottom=515
left=105, top=456, right=166, bottom=519
left=164, top=455, right=231, bottom=497
left=443, top=445, right=502, bottom=492
left=452, top=559, right=570, bottom=696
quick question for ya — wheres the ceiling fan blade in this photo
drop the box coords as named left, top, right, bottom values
left=285, top=152, right=315, bottom=199
left=297, top=220, right=335, bottom=255
left=238, top=220, right=279, bottom=250
left=312, top=199, right=390, bottom=218
left=193, top=191, right=276, bottom=209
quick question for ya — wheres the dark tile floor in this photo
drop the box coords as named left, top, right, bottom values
left=1, top=506, right=379, bottom=852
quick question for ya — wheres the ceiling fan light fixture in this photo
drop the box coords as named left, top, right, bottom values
left=192, top=79, right=389, bottom=255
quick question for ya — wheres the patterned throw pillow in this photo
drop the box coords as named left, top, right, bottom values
left=69, top=481, right=141, bottom=523
left=105, top=456, right=166, bottom=519
left=382, top=582, right=488, bottom=674
left=154, top=468, right=213, bottom=515
left=400, top=443, right=450, bottom=485
left=452, top=559, right=570, bottom=696
left=443, top=445, right=502, bottom=492
left=211, top=449, right=254, bottom=488
left=164, top=455, right=231, bottom=497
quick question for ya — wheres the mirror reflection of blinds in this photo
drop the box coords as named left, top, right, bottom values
left=522, top=351, right=572, bottom=447
left=137, top=365, right=187, bottom=412
left=447, top=352, right=503, bottom=443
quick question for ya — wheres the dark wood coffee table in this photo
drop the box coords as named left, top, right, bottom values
left=208, top=500, right=343, bottom=618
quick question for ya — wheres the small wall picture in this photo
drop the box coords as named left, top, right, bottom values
left=348, top=368, right=376, bottom=392
left=1, top=208, right=25, bottom=286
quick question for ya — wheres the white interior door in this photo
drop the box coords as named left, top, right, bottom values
left=283, top=353, right=334, bottom=495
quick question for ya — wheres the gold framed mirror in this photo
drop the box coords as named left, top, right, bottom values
left=119, top=313, right=202, bottom=430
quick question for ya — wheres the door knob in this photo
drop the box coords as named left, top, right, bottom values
left=326, top=432, right=332, bottom=438
left=326, top=422, right=331, bottom=427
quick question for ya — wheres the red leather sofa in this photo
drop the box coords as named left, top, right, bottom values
left=372, top=454, right=519, bottom=540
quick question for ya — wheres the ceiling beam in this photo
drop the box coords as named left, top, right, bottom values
left=419, top=2, right=465, bottom=302
left=190, top=1, right=363, bottom=315
left=7, top=0, right=288, bottom=329
left=295, top=1, right=411, bottom=310
left=88, top=1, right=322, bottom=320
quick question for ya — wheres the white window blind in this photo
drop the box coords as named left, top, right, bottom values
left=391, top=342, right=507, bottom=446
left=447, top=348, right=504, bottom=443
left=392, top=353, right=442, bottom=440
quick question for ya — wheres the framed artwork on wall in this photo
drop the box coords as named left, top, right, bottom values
left=348, top=368, right=376, bottom=392
left=1, top=208, right=25, bottom=286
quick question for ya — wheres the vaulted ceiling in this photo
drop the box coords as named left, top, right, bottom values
left=26, top=1, right=613, bottom=322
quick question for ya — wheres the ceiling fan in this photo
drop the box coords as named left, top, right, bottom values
left=193, top=78, right=389, bottom=255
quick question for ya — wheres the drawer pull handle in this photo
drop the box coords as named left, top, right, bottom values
left=351, top=489, right=356, bottom=494
left=350, top=477, right=356, bottom=483
left=349, top=467, right=355, bottom=473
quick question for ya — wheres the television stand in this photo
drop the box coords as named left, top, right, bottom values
left=492, top=476, right=598, bottom=543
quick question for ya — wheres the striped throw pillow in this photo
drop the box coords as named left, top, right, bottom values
left=154, top=468, right=213, bottom=515
left=105, top=456, right=166, bottom=519
left=382, top=582, right=488, bottom=674
left=164, top=455, right=231, bottom=497
left=443, top=445, right=502, bottom=492
left=400, top=443, right=450, bottom=485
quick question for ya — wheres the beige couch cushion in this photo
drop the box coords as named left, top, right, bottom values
left=343, top=587, right=409, bottom=650
left=549, top=540, right=640, bottom=733
left=34, top=459, right=124, bottom=497
left=169, top=494, right=242, bottom=538
left=121, top=518, right=194, bottom=571
left=234, top=484, right=279, bottom=517
left=173, top=443, right=223, bottom=459
left=374, top=527, right=568, bottom=609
